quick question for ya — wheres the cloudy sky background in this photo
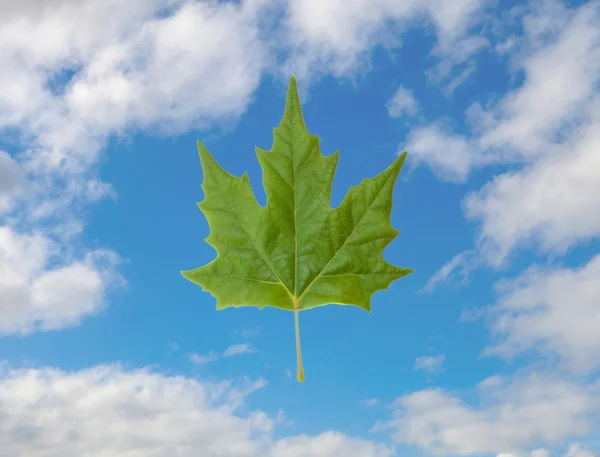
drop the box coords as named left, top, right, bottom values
left=1, top=0, right=599, bottom=455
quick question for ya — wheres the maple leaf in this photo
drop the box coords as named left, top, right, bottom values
left=181, top=75, right=413, bottom=382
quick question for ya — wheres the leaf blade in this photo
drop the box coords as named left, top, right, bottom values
left=182, top=75, right=413, bottom=381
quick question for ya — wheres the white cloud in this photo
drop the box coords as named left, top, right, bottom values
left=476, top=2, right=600, bottom=159
left=0, top=0, right=272, bottom=336
left=0, top=364, right=272, bottom=456
left=381, top=373, right=600, bottom=456
left=280, top=0, right=491, bottom=82
left=2, top=0, right=270, bottom=173
left=405, top=122, right=484, bottom=182
left=414, top=355, right=446, bottom=374
left=424, top=0, right=490, bottom=43
left=190, top=343, right=257, bottom=364
left=465, top=101, right=600, bottom=264
left=0, top=151, right=23, bottom=197
left=495, top=445, right=598, bottom=457
left=427, top=35, right=488, bottom=92
left=408, top=0, right=600, bottom=180
left=462, top=1, right=600, bottom=264
left=360, top=398, right=379, bottom=407
left=0, top=0, right=499, bottom=221
left=0, top=151, right=24, bottom=214
left=0, top=363, right=391, bottom=457
left=223, top=343, right=257, bottom=357
left=420, top=249, right=479, bottom=293
left=531, top=449, right=553, bottom=457
left=416, top=1, right=600, bottom=282
left=482, top=253, right=600, bottom=374
left=422, top=0, right=491, bottom=92
left=386, top=85, right=418, bottom=118
left=564, top=444, right=597, bottom=457
left=0, top=0, right=509, bottom=337
left=0, top=226, right=123, bottom=335
left=240, top=325, right=261, bottom=339
left=268, top=432, right=392, bottom=457
left=190, top=351, right=220, bottom=365
left=443, top=62, right=476, bottom=94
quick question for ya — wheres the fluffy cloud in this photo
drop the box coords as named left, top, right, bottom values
left=496, top=445, right=597, bottom=457
left=465, top=100, right=600, bottom=263
left=0, top=151, right=23, bottom=197
left=381, top=373, right=600, bottom=456
left=405, top=123, right=483, bottom=182
left=1, top=0, right=270, bottom=177
left=0, top=0, right=497, bottom=198
left=0, top=150, right=24, bottom=214
left=408, top=0, right=600, bottom=182
left=476, top=1, right=600, bottom=159
left=0, top=0, right=270, bottom=335
left=269, top=433, right=393, bottom=457
left=0, top=364, right=391, bottom=457
left=281, top=0, right=491, bottom=81
left=0, top=226, right=122, bottom=335
left=418, top=0, right=600, bottom=279
left=482, top=253, right=600, bottom=374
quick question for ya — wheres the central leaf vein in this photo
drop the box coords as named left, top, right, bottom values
left=227, top=198, right=293, bottom=298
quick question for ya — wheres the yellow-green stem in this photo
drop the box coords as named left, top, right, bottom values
left=294, top=308, right=304, bottom=382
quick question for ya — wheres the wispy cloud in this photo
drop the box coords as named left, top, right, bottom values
left=239, top=325, right=261, bottom=339
left=189, top=351, right=219, bottom=365
left=168, top=342, right=179, bottom=354
left=223, top=343, right=257, bottom=357
left=190, top=343, right=257, bottom=365
left=386, top=85, right=418, bottom=118
left=360, top=398, right=379, bottom=407
left=420, top=250, right=479, bottom=294
left=414, top=355, right=446, bottom=374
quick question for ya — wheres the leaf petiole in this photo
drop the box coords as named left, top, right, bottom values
left=294, top=307, right=304, bottom=382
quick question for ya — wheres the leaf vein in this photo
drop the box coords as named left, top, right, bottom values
left=296, top=171, right=396, bottom=304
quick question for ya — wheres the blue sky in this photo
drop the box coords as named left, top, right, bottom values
left=0, top=0, right=599, bottom=456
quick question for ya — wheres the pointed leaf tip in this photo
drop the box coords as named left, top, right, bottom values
left=196, top=140, right=209, bottom=165
left=391, top=151, right=408, bottom=174
left=288, top=75, right=299, bottom=98
left=196, top=139, right=206, bottom=158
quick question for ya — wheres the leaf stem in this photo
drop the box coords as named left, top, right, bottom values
left=294, top=308, right=304, bottom=382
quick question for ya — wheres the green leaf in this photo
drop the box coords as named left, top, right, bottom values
left=182, top=75, right=413, bottom=382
